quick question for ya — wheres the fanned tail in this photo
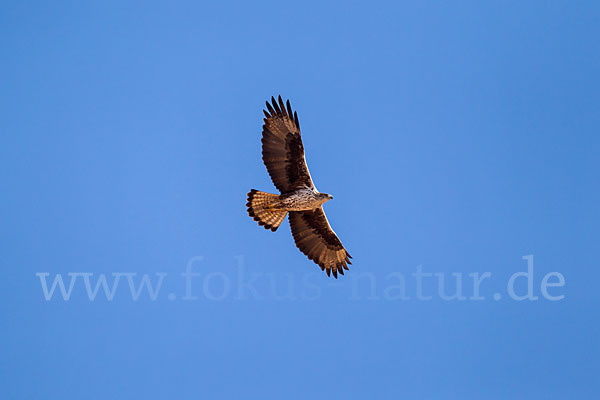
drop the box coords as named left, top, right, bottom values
left=246, top=189, right=288, bottom=231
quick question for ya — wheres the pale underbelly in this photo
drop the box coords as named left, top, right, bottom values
left=280, top=196, right=322, bottom=211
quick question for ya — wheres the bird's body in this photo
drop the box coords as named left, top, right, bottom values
left=246, top=96, right=351, bottom=278
left=280, top=187, right=331, bottom=211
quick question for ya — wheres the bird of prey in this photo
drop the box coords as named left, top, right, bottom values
left=246, top=95, right=352, bottom=278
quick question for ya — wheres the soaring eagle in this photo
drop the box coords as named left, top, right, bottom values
left=246, top=95, right=352, bottom=278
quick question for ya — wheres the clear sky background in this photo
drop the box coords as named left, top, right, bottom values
left=1, top=1, right=599, bottom=399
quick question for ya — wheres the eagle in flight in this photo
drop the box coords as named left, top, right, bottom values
left=246, top=96, right=352, bottom=278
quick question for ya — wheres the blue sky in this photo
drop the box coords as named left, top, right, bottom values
left=1, top=1, right=599, bottom=399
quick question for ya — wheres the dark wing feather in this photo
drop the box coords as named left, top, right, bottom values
left=261, top=96, right=314, bottom=193
left=288, top=208, right=352, bottom=278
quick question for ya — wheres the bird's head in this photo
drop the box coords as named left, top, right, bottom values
left=319, top=193, right=334, bottom=204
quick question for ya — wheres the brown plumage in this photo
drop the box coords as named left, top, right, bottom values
left=246, top=95, right=352, bottom=278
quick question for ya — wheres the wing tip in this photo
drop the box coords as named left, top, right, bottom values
left=263, top=95, right=300, bottom=131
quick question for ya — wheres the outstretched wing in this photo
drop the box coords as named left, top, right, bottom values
left=261, top=95, right=315, bottom=193
left=288, top=208, right=352, bottom=278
